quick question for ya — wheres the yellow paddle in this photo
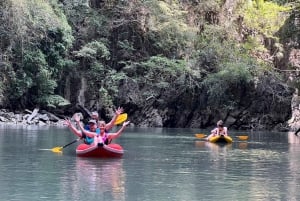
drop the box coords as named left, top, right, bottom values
left=115, top=113, right=128, bottom=125
left=237, top=135, right=249, bottom=140
left=51, top=138, right=80, bottom=153
left=195, top=133, right=207, bottom=138
left=194, top=133, right=249, bottom=140
left=51, top=113, right=128, bottom=153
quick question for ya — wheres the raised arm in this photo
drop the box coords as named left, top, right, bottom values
left=73, top=113, right=97, bottom=138
left=64, top=119, right=82, bottom=138
left=107, top=121, right=130, bottom=140
left=105, top=107, right=124, bottom=130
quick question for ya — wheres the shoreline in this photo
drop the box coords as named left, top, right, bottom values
left=0, top=108, right=66, bottom=127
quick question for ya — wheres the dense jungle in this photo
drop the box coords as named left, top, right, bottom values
left=1, top=0, right=300, bottom=130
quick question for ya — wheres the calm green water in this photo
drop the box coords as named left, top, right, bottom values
left=0, top=125, right=300, bottom=201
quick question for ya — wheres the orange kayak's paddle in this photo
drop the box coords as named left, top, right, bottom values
left=236, top=136, right=249, bottom=140
left=195, top=133, right=248, bottom=140
left=195, top=133, right=207, bottom=138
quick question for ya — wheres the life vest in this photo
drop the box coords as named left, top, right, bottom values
left=82, top=128, right=100, bottom=145
left=100, top=132, right=111, bottom=145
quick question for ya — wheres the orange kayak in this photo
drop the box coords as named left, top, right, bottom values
left=209, top=135, right=233, bottom=144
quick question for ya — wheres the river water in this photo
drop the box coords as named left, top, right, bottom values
left=0, top=125, right=299, bottom=201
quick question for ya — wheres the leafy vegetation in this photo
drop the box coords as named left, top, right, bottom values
left=0, top=0, right=297, bottom=129
left=241, top=0, right=291, bottom=36
left=1, top=0, right=73, bottom=109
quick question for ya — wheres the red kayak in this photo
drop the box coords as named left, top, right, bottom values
left=76, top=143, right=124, bottom=158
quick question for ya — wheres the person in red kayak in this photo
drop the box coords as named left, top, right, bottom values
left=205, top=120, right=228, bottom=141
left=96, top=120, right=130, bottom=145
left=64, top=114, right=101, bottom=145
left=65, top=113, right=130, bottom=147
left=84, top=107, right=124, bottom=132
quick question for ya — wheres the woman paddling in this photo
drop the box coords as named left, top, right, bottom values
left=205, top=120, right=228, bottom=141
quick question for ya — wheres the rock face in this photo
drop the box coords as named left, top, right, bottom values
left=288, top=89, right=300, bottom=131
left=0, top=109, right=64, bottom=126
left=99, top=74, right=293, bottom=131
left=0, top=1, right=297, bottom=130
left=0, top=70, right=294, bottom=131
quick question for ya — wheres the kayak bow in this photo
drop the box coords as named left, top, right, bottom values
left=76, top=143, right=124, bottom=158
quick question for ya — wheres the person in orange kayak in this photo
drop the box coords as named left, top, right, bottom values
left=205, top=120, right=228, bottom=141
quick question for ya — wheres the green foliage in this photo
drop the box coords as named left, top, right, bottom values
left=8, top=70, right=33, bottom=100
left=38, top=95, right=70, bottom=108
left=23, top=50, right=48, bottom=76
left=36, top=68, right=57, bottom=94
left=241, top=0, right=291, bottom=36
left=192, top=25, right=240, bottom=74
left=144, top=0, right=197, bottom=58
left=140, top=56, right=187, bottom=81
left=22, top=50, right=70, bottom=107
left=0, top=0, right=74, bottom=108
left=0, top=0, right=295, bottom=117
left=202, top=60, right=254, bottom=109
left=84, top=60, right=127, bottom=108
left=242, top=35, right=268, bottom=52
left=269, top=0, right=295, bottom=5
left=98, top=87, right=113, bottom=108
left=104, top=71, right=127, bottom=95
left=191, top=24, right=263, bottom=109
left=117, top=40, right=136, bottom=53
left=142, top=56, right=186, bottom=71
left=73, top=40, right=110, bottom=61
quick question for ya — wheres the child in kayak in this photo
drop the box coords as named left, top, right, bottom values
left=205, top=120, right=228, bottom=141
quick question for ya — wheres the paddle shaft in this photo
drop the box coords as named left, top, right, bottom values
left=62, top=138, right=80, bottom=149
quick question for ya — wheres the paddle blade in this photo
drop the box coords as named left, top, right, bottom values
left=195, top=134, right=207, bottom=138
left=237, top=136, right=249, bottom=140
left=51, top=147, right=63, bottom=153
left=115, top=113, right=127, bottom=125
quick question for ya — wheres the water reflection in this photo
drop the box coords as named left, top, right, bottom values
left=287, top=131, right=300, bottom=200
left=2, top=127, right=300, bottom=201
left=195, top=140, right=248, bottom=150
left=288, top=131, right=300, bottom=144
left=237, top=142, right=248, bottom=149
left=60, top=158, right=125, bottom=201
